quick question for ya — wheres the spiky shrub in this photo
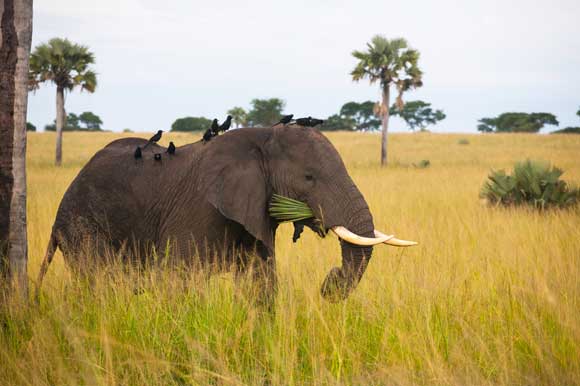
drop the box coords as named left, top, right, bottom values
left=480, top=160, right=579, bottom=209
left=413, top=159, right=430, bottom=169
left=269, top=194, right=314, bottom=222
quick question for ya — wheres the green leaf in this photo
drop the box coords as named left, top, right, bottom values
left=269, top=194, right=315, bottom=223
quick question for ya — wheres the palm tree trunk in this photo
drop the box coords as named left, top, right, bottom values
left=380, top=85, right=391, bottom=166
left=55, top=86, right=64, bottom=166
left=0, top=0, right=33, bottom=296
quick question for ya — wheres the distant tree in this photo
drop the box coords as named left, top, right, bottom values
left=339, top=101, right=381, bottom=131
left=171, top=116, right=212, bottom=132
left=351, top=35, right=423, bottom=165
left=518, top=113, right=558, bottom=132
left=45, top=112, right=82, bottom=131
left=246, top=98, right=285, bottom=127
left=477, top=118, right=495, bottom=133
left=29, top=38, right=97, bottom=165
left=478, top=113, right=558, bottom=133
left=551, top=127, right=580, bottom=134
left=552, top=108, right=580, bottom=134
left=227, top=107, right=247, bottom=128
left=66, top=112, right=80, bottom=130
left=389, top=100, right=446, bottom=131
left=79, top=111, right=102, bottom=130
left=321, top=114, right=356, bottom=131
left=26, top=122, right=36, bottom=132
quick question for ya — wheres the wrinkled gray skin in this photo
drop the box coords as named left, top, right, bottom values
left=37, top=126, right=375, bottom=302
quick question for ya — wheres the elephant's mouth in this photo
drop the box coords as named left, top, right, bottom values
left=269, top=193, right=418, bottom=301
left=269, top=194, right=418, bottom=247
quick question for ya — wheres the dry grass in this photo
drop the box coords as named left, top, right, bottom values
left=1, top=131, right=579, bottom=385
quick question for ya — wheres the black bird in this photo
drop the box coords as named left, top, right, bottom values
left=310, top=118, right=324, bottom=127
left=154, top=153, right=162, bottom=161
left=211, top=119, right=219, bottom=134
left=202, top=128, right=214, bottom=143
left=143, top=130, right=163, bottom=148
left=134, top=146, right=142, bottom=159
left=272, top=114, right=293, bottom=127
left=218, top=115, right=232, bottom=132
left=167, top=141, right=176, bottom=154
left=295, top=117, right=312, bottom=127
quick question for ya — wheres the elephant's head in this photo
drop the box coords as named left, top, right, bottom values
left=200, top=126, right=416, bottom=301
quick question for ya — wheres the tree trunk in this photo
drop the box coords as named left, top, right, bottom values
left=380, top=85, right=390, bottom=166
left=0, top=0, right=33, bottom=296
left=55, top=86, right=64, bottom=166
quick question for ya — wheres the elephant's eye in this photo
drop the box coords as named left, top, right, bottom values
left=305, top=174, right=314, bottom=181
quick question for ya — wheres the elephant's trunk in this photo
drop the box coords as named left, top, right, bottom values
left=320, top=195, right=375, bottom=302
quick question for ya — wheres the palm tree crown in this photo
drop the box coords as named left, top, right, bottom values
left=351, top=36, right=422, bottom=108
left=29, top=38, right=97, bottom=92
left=29, top=38, right=97, bottom=166
left=351, top=35, right=423, bottom=166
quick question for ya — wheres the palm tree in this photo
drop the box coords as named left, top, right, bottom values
left=0, top=0, right=33, bottom=296
left=227, top=106, right=247, bottom=128
left=29, top=38, right=97, bottom=166
left=351, top=36, right=423, bottom=166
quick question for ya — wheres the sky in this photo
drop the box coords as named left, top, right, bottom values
left=28, top=0, right=580, bottom=133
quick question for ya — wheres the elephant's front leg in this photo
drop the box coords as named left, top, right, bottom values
left=235, top=241, right=277, bottom=310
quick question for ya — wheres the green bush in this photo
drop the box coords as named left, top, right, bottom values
left=480, top=160, right=579, bottom=209
left=413, top=159, right=430, bottom=169
left=458, top=138, right=469, bottom=145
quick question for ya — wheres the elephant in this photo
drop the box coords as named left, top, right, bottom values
left=36, top=125, right=416, bottom=302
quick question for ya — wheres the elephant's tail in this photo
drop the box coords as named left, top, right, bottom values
left=35, top=232, right=58, bottom=300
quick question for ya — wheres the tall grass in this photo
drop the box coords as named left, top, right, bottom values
left=1, top=132, right=579, bottom=385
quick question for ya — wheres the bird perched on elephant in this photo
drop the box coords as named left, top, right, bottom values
left=167, top=142, right=176, bottom=154
left=210, top=119, right=219, bottom=134
left=273, top=114, right=294, bottom=127
left=295, top=117, right=312, bottom=126
left=37, top=126, right=416, bottom=303
left=143, top=130, right=163, bottom=149
left=218, top=115, right=233, bottom=133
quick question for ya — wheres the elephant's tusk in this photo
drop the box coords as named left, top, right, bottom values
left=374, top=230, right=418, bottom=247
left=331, top=226, right=392, bottom=246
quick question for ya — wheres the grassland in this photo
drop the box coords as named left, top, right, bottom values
left=1, top=131, right=579, bottom=385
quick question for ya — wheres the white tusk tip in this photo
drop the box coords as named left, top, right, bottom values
left=374, top=230, right=418, bottom=247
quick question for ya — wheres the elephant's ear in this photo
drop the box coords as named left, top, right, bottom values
left=201, top=142, right=274, bottom=253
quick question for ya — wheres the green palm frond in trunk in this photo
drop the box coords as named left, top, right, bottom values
left=269, top=194, right=315, bottom=222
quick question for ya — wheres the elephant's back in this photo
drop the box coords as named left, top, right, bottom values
left=103, top=137, right=149, bottom=149
left=51, top=137, right=179, bottom=247
left=69, top=137, right=163, bottom=195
